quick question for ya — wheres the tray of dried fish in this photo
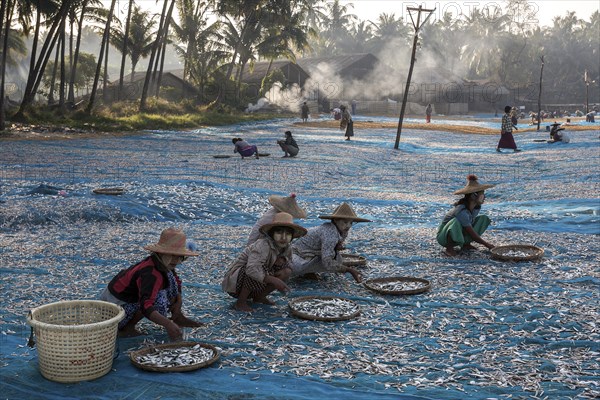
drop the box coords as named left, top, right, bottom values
left=491, top=244, right=544, bottom=262
left=288, top=296, right=360, bottom=322
left=341, top=253, right=367, bottom=267
left=93, top=187, right=124, bottom=195
left=129, top=342, right=219, bottom=372
left=212, top=155, right=231, bottom=159
left=364, top=276, right=431, bottom=295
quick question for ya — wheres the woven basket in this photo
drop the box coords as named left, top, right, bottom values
left=288, top=295, right=360, bottom=322
left=26, top=300, right=124, bottom=383
left=129, top=342, right=219, bottom=373
left=212, top=155, right=231, bottom=159
left=364, top=277, right=431, bottom=295
left=341, top=253, right=367, bottom=267
left=93, top=187, right=124, bottom=195
left=491, top=244, right=544, bottom=262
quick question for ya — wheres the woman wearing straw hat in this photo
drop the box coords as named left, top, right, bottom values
left=437, top=175, right=496, bottom=256
left=291, top=202, right=370, bottom=282
left=246, top=193, right=306, bottom=246
left=100, top=228, right=201, bottom=341
left=223, top=212, right=307, bottom=312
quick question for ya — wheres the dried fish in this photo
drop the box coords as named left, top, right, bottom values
left=290, top=298, right=359, bottom=319
left=135, top=344, right=215, bottom=368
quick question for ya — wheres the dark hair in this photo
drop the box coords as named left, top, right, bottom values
left=285, top=131, right=292, bottom=136
left=453, top=193, right=482, bottom=207
left=504, top=106, right=511, bottom=113
left=268, top=226, right=294, bottom=238
left=232, top=138, right=242, bottom=144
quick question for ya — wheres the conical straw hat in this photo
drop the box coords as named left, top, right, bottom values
left=268, top=193, right=306, bottom=219
left=144, top=228, right=199, bottom=256
left=259, top=212, right=307, bottom=238
left=453, top=174, right=496, bottom=195
left=318, top=202, right=371, bottom=222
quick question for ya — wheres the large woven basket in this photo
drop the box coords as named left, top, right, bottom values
left=491, top=244, right=544, bottom=262
left=129, top=342, right=219, bottom=372
left=26, top=300, right=124, bottom=383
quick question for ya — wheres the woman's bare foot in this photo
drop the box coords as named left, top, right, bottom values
left=171, top=314, right=204, bottom=327
left=444, top=247, right=458, bottom=256
left=462, top=243, right=477, bottom=251
left=253, top=297, right=275, bottom=305
left=118, top=327, right=144, bottom=338
left=234, top=301, right=253, bottom=312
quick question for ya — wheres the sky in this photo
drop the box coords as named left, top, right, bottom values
left=343, top=1, right=599, bottom=26
left=125, top=0, right=600, bottom=27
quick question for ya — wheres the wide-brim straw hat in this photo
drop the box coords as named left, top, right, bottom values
left=454, top=174, right=496, bottom=195
left=319, top=202, right=371, bottom=223
left=260, top=212, right=307, bottom=238
left=144, top=227, right=199, bottom=256
left=268, top=193, right=306, bottom=219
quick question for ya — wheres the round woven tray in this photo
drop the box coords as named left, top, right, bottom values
left=212, top=155, right=231, bottom=159
left=341, top=253, right=367, bottom=267
left=288, top=296, right=360, bottom=322
left=93, top=187, right=124, bottom=195
left=129, top=342, right=219, bottom=373
left=364, top=277, right=431, bottom=295
left=257, top=153, right=270, bottom=157
left=491, top=244, right=544, bottom=262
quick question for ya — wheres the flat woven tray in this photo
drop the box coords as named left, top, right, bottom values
left=212, top=155, right=231, bottom=158
left=364, top=277, right=431, bottom=295
left=491, top=244, right=544, bottom=262
left=288, top=296, right=360, bottom=322
left=93, top=187, right=124, bottom=195
left=129, top=342, right=219, bottom=373
left=258, top=153, right=270, bottom=157
left=341, top=253, right=367, bottom=267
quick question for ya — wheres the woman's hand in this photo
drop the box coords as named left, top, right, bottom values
left=166, top=320, right=183, bottom=342
left=265, top=276, right=290, bottom=293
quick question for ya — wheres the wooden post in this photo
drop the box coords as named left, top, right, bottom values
left=395, top=6, right=435, bottom=149
left=536, top=55, right=544, bottom=131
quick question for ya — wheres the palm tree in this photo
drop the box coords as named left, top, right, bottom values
left=139, top=0, right=175, bottom=110
left=85, top=0, right=117, bottom=114
left=315, top=0, right=356, bottom=56
left=110, top=4, right=155, bottom=82
left=14, top=0, right=70, bottom=119
left=116, top=0, right=134, bottom=100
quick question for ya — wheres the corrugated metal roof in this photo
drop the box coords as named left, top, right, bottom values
left=297, top=53, right=379, bottom=75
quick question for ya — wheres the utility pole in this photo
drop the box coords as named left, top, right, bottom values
left=584, top=69, right=589, bottom=115
left=394, top=5, right=435, bottom=150
left=536, top=55, right=544, bottom=131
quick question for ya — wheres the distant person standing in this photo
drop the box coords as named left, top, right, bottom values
left=496, top=105, right=521, bottom=153
left=351, top=99, right=357, bottom=115
left=301, top=102, right=309, bottom=123
left=425, top=103, right=432, bottom=123
left=340, top=105, right=353, bottom=141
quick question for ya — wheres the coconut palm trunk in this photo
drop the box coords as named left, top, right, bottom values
left=85, top=0, right=117, bottom=114
left=117, top=0, right=134, bottom=101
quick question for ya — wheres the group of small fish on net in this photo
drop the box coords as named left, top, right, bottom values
left=289, top=297, right=360, bottom=319
left=368, top=280, right=428, bottom=292
left=134, top=344, right=215, bottom=368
